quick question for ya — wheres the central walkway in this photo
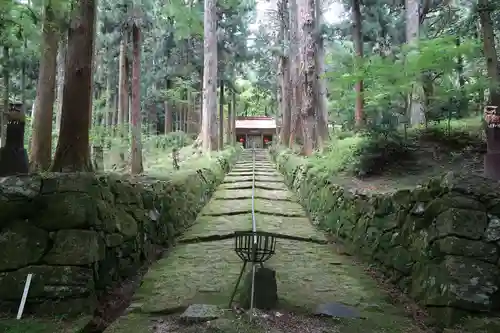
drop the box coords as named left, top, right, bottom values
left=106, top=150, right=424, bottom=332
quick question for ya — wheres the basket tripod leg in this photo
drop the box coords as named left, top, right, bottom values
left=228, top=260, right=247, bottom=308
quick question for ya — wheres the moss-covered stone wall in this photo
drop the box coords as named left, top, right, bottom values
left=271, top=149, right=500, bottom=326
left=0, top=147, right=240, bottom=315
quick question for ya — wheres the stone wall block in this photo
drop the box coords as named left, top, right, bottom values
left=428, top=236, right=498, bottom=263
left=43, top=230, right=106, bottom=265
left=0, top=147, right=242, bottom=315
left=0, top=174, right=42, bottom=199
left=35, top=193, right=98, bottom=230
left=40, top=173, right=96, bottom=194
left=434, top=208, right=488, bottom=240
left=485, top=215, right=500, bottom=242
left=0, top=265, right=94, bottom=300
left=269, top=149, right=500, bottom=326
left=0, top=199, right=39, bottom=228
left=0, top=221, right=49, bottom=271
left=114, top=209, right=139, bottom=239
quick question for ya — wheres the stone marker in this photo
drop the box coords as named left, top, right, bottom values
left=239, top=266, right=278, bottom=310
left=314, top=302, right=361, bottom=319
left=180, top=304, right=221, bottom=323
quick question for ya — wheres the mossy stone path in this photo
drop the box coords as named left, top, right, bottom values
left=106, top=150, right=425, bottom=333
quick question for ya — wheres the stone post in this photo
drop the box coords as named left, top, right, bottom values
left=0, top=102, right=29, bottom=176
left=484, top=105, right=500, bottom=179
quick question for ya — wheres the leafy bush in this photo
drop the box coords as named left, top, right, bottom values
left=312, top=133, right=415, bottom=177
left=153, top=131, right=193, bottom=149
left=308, top=116, right=485, bottom=178
left=413, top=117, right=485, bottom=151
left=332, top=130, right=355, bottom=140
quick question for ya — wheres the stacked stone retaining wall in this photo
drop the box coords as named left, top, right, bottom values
left=0, top=147, right=240, bottom=315
left=271, top=148, right=500, bottom=326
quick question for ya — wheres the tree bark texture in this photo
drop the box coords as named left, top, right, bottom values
left=288, top=0, right=300, bottom=148
left=117, top=35, right=128, bottom=132
left=232, top=90, right=236, bottom=144
left=30, top=5, right=59, bottom=171
left=130, top=24, right=143, bottom=174
left=314, top=0, right=329, bottom=145
left=51, top=0, right=95, bottom=172
left=278, top=0, right=291, bottom=146
left=1, top=47, right=9, bottom=147
left=351, top=0, right=364, bottom=129
left=405, top=0, right=425, bottom=126
left=219, top=79, right=224, bottom=149
left=297, top=0, right=316, bottom=156
left=201, top=0, right=218, bottom=152
left=226, top=89, right=232, bottom=145
left=55, top=35, right=66, bottom=134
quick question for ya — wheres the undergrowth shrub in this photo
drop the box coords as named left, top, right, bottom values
left=313, top=133, right=415, bottom=177
left=153, top=131, right=193, bottom=149
left=414, top=119, right=485, bottom=151
left=307, top=117, right=484, bottom=178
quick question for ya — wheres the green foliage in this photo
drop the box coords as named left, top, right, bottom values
left=326, top=36, right=484, bottom=128
left=310, top=117, right=484, bottom=178
left=414, top=117, right=485, bottom=151
left=312, top=133, right=414, bottom=177
left=152, top=131, right=194, bottom=150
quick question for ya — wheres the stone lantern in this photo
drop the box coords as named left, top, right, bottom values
left=0, top=102, right=29, bottom=176
left=484, top=105, right=500, bottom=180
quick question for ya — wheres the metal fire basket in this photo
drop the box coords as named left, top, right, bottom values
left=228, top=230, right=277, bottom=308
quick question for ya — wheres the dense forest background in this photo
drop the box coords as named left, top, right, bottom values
left=0, top=0, right=497, bottom=177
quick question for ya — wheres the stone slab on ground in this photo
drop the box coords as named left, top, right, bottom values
left=254, top=198, right=305, bottom=216
left=251, top=214, right=324, bottom=239
left=185, top=214, right=251, bottom=238
left=223, top=175, right=285, bottom=183
left=200, top=198, right=252, bottom=215
left=179, top=304, right=221, bottom=323
left=220, top=181, right=288, bottom=190
left=213, top=188, right=296, bottom=201
left=105, top=151, right=432, bottom=333
left=314, top=302, right=361, bottom=318
left=227, top=171, right=282, bottom=177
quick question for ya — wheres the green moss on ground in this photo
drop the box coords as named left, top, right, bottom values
left=107, top=152, right=431, bottom=333
left=255, top=199, right=423, bottom=332
left=0, top=147, right=242, bottom=333
left=134, top=239, right=242, bottom=312
left=254, top=198, right=305, bottom=216
left=106, top=312, right=266, bottom=333
left=118, top=180, right=254, bottom=315
left=213, top=188, right=296, bottom=201
left=219, top=181, right=288, bottom=191
left=223, top=175, right=285, bottom=183
left=201, top=199, right=253, bottom=215
left=0, top=316, right=90, bottom=333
